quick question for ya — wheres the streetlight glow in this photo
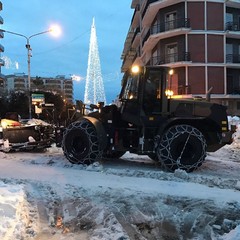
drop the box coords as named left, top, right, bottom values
left=49, top=24, right=62, bottom=37
left=71, top=74, right=83, bottom=81
left=131, top=65, right=140, bottom=74
left=1, top=25, right=62, bottom=118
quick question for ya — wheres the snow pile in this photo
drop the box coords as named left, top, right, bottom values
left=26, top=118, right=51, bottom=126
left=0, top=181, right=28, bottom=240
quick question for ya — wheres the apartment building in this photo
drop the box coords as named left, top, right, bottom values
left=121, top=0, right=240, bottom=115
left=0, top=1, right=4, bottom=95
left=5, top=74, right=74, bottom=103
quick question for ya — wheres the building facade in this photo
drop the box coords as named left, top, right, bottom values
left=5, top=74, right=74, bottom=103
left=0, top=1, right=4, bottom=95
left=121, top=0, right=240, bottom=115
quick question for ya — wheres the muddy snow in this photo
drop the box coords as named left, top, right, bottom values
left=0, top=119, right=240, bottom=239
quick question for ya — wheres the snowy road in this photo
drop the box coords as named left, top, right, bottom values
left=0, top=143, right=240, bottom=239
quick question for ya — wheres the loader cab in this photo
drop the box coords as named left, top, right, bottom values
left=119, top=66, right=169, bottom=125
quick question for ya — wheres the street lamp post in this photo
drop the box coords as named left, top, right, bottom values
left=0, top=26, right=61, bottom=118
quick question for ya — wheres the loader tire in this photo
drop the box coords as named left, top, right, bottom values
left=157, top=124, right=207, bottom=172
left=62, top=119, right=102, bottom=164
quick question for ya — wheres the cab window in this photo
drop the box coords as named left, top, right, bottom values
left=122, top=75, right=139, bottom=100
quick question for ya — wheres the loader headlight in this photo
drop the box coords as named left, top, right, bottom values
left=1, top=120, right=8, bottom=129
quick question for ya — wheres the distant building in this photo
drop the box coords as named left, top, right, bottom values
left=121, top=0, right=240, bottom=115
left=0, top=1, right=4, bottom=95
left=4, top=74, right=73, bottom=103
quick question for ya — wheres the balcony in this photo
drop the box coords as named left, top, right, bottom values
left=227, top=88, right=240, bottom=95
left=151, top=52, right=191, bottom=65
left=121, top=47, right=137, bottom=71
left=131, top=4, right=140, bottom=29
left=131, top=0, right=139, bottom=9
left=121, top=29, right=135, bottom=60
left=0, top=44, right=4, bottom=52
left=0, top=58, right=4, bottom=66
left=142, top=0, right=157, bottom=19
left=226, top=54, right=240, bottom=64
left=225, top=22, right=240, bottom=31
left=141, top=0, right=184, bottom=27
left=226, top=0, right=240, bottom=9
left=142, top=18, right=191, bottom=52
left=151, top=18, right=190, bottom=35
left=131, top=27, right=140, bottom=48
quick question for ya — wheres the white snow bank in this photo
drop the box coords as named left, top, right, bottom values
left=222, top=225, right=240, bottom=240
left=0, top=181, right=27, bottom=240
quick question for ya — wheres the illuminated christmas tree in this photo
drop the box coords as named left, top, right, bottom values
left=84, top=18, right=106, bottom=105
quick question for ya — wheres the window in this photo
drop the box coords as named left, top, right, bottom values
left=237, top=101, right=240, bottom=110
left=143, top=71, right=162, bottom=113
left=165, top=12, right=177, bottom=31
left=122, top=75, right=139, bottom=100
left=226, top=44, right=233, bottom=63
left=226, top=13, right=233, bottom=30
left=226, top=13, right=233, bottom=23
left=152, top=49, right=158, bottom=65
left=152, top=18, right=159, bottom=34
left=166, top=43, right=178, bottom=63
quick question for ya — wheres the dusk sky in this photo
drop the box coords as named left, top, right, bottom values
left=0, top=1, right=133, bottom=103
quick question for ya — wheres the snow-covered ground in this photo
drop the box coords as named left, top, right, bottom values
left=0, top=117, right=240, bottom=239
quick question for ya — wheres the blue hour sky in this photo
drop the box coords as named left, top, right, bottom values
left=0, top=0, right=133, bottom=103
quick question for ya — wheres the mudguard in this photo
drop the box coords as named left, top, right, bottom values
left=83, top=116, right=108, bottom=151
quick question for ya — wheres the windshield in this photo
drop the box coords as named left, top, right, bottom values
left=121, top=74, right=139, bottom=100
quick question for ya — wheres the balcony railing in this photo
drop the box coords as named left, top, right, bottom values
left=131, top=27, right=140, bottom=44
left=143, top=18, right=190, bottom=47
left=151, top=18, right=190, bottom=35
left=226, top=54, right=240, bottom=63
left=225, top=22, right=240, bottom=31
left=227, top=88, right=240, bottom=95
left=131, top=4, right=140, bottom=25
left=151, top=52, right=191, bottom=65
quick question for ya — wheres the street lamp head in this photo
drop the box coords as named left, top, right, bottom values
left=169, top=69, right=174, bottom=76
left=49, top=24, right=62, bottom=37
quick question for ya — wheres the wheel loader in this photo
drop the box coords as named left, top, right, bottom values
left=62, top=65, right=233, bottom=172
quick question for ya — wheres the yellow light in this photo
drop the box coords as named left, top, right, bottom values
left=1, top=120, right=8, bottom=129
left=1, top=119, right=21, bottom=128
left=165, top=89, right=174, bottom=98
left=131, top=65, right=140, bottom=74
left=169, top=69, right=174, bottom=75
left=129, top=94, right=134, bottom=99
left=49, top=24, right=62, bottom=37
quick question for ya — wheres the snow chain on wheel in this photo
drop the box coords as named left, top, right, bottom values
left=62, top=119, right=102, bottom=165
left=157, top=124, right=207, bottom=172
